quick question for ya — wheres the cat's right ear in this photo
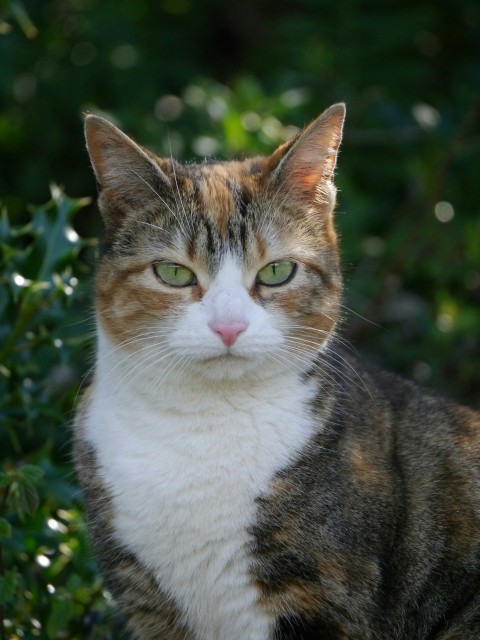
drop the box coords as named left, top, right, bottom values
left=84, top=115, right=172, bottom=230
left=266, top=103, right=346, bottom=217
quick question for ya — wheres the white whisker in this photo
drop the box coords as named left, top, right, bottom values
left=128, top=168, right=190, bottom=240
left=109, top=344, right=176, bottom=397
left=134, top=220, right=165, bottom=232
left=168, top=138, right=195, bottom=237
left=340, top=303, right=383, bottom=329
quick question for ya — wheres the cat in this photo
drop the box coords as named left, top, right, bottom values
left=74, top=103, right=480, bottom=640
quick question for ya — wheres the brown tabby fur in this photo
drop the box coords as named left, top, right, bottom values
left=74, top=104, right=480, bottom=639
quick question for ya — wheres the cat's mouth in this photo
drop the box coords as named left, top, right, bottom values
left=191, top=351, right=258, bottom=381
left=202, top=352, right=249, bottom=363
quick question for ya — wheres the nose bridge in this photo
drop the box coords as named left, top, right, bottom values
left=203, top=255, right=251, bottom=327
left=211, top=287, right=246, bottom=323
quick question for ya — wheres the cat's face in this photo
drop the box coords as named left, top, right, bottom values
left=86, top=105, right=345, bottom=382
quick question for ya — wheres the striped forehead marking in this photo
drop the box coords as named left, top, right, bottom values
left=181, top=168, right=254, bottom=258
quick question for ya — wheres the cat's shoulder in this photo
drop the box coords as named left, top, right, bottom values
left=324, top=343, right=480, bottom=458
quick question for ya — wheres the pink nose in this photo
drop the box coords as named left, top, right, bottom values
left=209, top=321, right=248, bottom=347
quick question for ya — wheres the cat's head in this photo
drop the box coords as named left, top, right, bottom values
left=85, top=104, right=345, bottom=383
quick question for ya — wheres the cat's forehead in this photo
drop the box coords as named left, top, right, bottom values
left=156, top=159, right=266, bottom=265
left=179, top=159, right=261, bottom=229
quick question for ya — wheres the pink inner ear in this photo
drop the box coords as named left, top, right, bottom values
left=292, top=166, right=323, bottom=190
left=289, top=156, right=335, bottom=201
left=271, top=104, right=345, bottom=204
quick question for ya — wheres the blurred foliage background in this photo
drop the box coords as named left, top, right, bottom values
left=1, top=0, right=479, bottom=637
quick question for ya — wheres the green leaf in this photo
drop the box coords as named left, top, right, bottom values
left=8, top=0, right=39, bottom=39
left=0, top=209, right=10, bottom=240
left=0, top=570, right=21, bottom=604
left=2, top=465, right=44, bottom=518
left=19, top=464, right=44, bottom=484
left=46, top=597, right=75, bottom=639
left=0, top=517, right=12, bottom=539
left=8, top=478, right=40, bottom=519
left=19, top=480, right=39, bottom=516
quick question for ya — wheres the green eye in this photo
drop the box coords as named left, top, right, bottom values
left=153, top=263, right=197, bottom=287
left=256, top=261, right=296, bottom=286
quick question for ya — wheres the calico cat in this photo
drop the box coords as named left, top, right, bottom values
left=74, top=103, right=480, bottom=640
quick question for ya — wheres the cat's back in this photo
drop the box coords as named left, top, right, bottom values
left=249, top=349, right=480, bottom=639
left=321, top=347, right=480, bottom=511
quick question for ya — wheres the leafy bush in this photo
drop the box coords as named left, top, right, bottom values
left=0, top=190, right=125, bottom=638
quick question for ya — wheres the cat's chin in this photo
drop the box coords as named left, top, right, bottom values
left=191, top=354, right=269, bottom=382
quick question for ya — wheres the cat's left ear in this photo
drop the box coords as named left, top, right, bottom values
left=268, top=103, right=345, bottom=213
left=84, top=114, right=172, bottom=231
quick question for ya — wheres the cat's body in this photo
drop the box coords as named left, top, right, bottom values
left=74, top=104, right=480, bottom=639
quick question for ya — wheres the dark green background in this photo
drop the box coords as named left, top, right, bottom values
left=1, top=0, right=479, bottom=637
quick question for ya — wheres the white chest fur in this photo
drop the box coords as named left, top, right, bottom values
left=85, top=355, right=317, bottom=640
